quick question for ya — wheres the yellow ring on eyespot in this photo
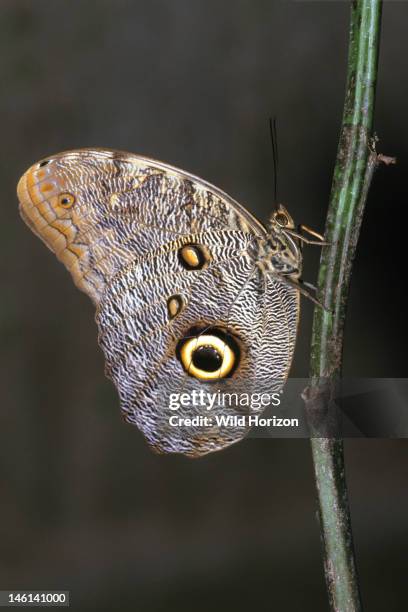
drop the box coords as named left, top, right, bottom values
left=180, top=334, right=235, bottom=380
left=58, top=193, right=76, bottom=209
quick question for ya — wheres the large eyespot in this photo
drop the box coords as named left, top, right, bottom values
left=58, top=193, right=76, bottom=209
left=178, top=244, right=210, bottom=271
left=177, top=327, right=240, bottom=380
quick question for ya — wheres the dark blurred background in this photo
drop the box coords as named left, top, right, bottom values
left=0, top=1, right=407, bottom=610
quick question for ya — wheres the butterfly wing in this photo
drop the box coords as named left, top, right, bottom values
left=17, top=149, right=299, bottom=456
left=17, top=149, right=266, bottom=303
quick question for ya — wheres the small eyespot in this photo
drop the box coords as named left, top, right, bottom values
left=177, top=327, right=240, bottom=381
left=58, top=193, right=76, bottom=209
left=178, top=244, right=210, bottom=271
left=39, top=160, right=50, bottom=168
left=167, top=294, right=184, bottom=320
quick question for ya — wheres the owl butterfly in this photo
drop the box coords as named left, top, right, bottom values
left=17, top=149, right=325, bottom=457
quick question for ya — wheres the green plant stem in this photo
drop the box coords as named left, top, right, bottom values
left=304, top=1, right=383, bottom=610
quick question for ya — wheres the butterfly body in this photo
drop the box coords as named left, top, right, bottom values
left=18, top=149, right=305, bottom=457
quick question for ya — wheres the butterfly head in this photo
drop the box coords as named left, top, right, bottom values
left=268, top=204, right=295, bottom=231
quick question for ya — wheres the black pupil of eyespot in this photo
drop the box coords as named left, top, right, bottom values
left=39, top=160, right=49, bottom=167
left=192, top=345, right=222, bottom=372
left=61, top=197, right=70, bottom=204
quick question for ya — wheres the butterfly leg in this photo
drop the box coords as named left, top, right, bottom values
left=299, top=224, right=326, bottom=242
left=286, top=225, right=330, bottom=246
left=302, top=280, right=319, bottom=293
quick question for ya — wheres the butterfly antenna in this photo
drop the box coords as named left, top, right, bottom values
left=269, top=116, right=279, bottom=208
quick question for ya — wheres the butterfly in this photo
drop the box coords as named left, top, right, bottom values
left=17, top=149, right=325, bottom=457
